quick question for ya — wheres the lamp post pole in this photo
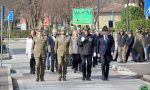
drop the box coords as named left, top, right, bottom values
left=97, top=0, right=100, bottom=30
left=126, top=0, right=129, bottom=31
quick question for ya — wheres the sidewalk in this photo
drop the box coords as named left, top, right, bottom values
left=0, top=66, right=13, bottom=90
left=112, top=61, right=150, bottom=81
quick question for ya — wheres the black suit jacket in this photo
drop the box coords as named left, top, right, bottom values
left=77, top=33, right=94, bottom=55
left=97, top=35, right=114, bottom=56
left=126, top=35, right=134, bottom=48
left=48, top=35, right=56, bottom=53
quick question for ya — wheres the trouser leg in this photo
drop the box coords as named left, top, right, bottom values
left=46, top=53, right=50, bottom=69
left=51, top=53, right=55, bottom=71
left=55, top=54, right=58, bottom=72
left=87, top=55, right=92, bottom=78
left=105, top=56, right=110, bottom=79
left=30, top=58, right=33, bottom=73
left=122, top=46, right=127, bottom=62
left=40, top=56, right=46, bottom=80
left=80, top=55, right=86, bottom=78
left=101, top=56, right=106, bottom=79
left=62, top=55, right=68, bottom=77
left=118, top=47, right=123, bottom=62
left=57, top=55, right=63, bottom=78
left=35, top=57, right=40, bottom=79
left=125, top=47, right=132, bottom=62
left=72, top=54, right=76, bottom=69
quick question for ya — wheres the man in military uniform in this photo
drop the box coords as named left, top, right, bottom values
left=55, top=28, right=70, bottom=81
left=32, top=29, right=50, bottom=82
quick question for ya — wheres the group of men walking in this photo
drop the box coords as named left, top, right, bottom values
left=26, top=25, right=114, bottom=82
left=26, top=25, right=150, bottom=82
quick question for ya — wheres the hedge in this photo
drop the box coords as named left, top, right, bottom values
left=115, top=6, right=149, bottom=32
left=115, top=20, right=150, bottom=32
left=2, top=30, right=30, bottom=38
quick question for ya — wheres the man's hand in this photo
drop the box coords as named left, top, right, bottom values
left=111, top=52, right=114, bottom=56
left=93, top=52, right=96, bottom=57
left=81, top=37, right=85, bottom=42
left=97, top=54, right=100, bottom=57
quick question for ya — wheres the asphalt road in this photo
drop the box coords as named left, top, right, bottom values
left=3, top=40, right=150, bottom=90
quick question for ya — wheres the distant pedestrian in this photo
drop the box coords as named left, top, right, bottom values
left=32, top=29, right=51, bottom=82
left=93, top=30, right=100, bottom=66
left=69, top=30, right=81, bottom=73
left=55, top=28, right=70, bottom=81
left=117, top=29, right=128, bottom=63
left=48, top=28, right=58, bottom=72
left=143, top=29, right=150, bottom=61
left=125, top=31, right=134, bottom=62
left=26, top=29, right=36, bottom=74
left=77, top=26, right=94, bottom=81
left=97, top=26, right=114, bottom=81
left=133, top=29, right=145, bottom=62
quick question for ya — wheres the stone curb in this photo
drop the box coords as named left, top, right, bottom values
left=2, top=65, right=13, bottom=90
left=143, top=75, right=150, bottom=82
left=111, top=64, right=142, bottom=79
left=7, top=67, right=13, bottom=90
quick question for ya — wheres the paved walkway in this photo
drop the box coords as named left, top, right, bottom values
left=0, top=67, right=12, bottom=90
left=3, top=40, right=150, bottom=90
left=118, top=62, right=150, bottom=75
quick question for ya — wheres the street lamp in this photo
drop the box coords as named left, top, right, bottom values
left=97, top=0, right=100, bottom=31
left=126, top=0, right=129, bottom=32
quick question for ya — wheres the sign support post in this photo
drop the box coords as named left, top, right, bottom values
left=5, top=10, right=13, bottom=58
left=0, top=6, right=5, bottom=67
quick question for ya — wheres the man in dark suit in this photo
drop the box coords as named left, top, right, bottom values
left=117, top=29, right=128, bottom=63
left=93, top=30, right=100, bottom=67
left=48, top=28, right=58, bottom=72
left=97, top=26, right=114, bottom=81
left=77, top=26, right=94, bottom=81
left=125, top=31, right=134, bottom=62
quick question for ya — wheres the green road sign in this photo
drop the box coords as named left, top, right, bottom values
left=72, top=8, right=93, bottom=25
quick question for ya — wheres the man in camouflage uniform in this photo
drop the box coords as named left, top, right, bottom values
left=32, top=29, right=50, bottom=82
left=55, top=28, right=70, bottom=81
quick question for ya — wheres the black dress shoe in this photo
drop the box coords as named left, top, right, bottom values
left=58, top=77, right=61, bottom=81
left=102, top=78, right=109, bottom=81
left=36, top=78, right=39, bottom=82
left=63, top=77, right=67, bottom=81
left=47, top=67, right=50, bottom=70
left=86, top=77, right=91, bottom=81
left=41, top=79, right=45, bottom=82
left=51, top=69, right=54, bottom=72
left=86, top=78, right=91, bottom=81
left=74, top=69, right=77, bottom=73
left=32, top=71, right=35, bottom=74
left=82, top=77, right=86, bottom=81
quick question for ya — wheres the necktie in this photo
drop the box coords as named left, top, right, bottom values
left=104, top=35, right=108, bottom=43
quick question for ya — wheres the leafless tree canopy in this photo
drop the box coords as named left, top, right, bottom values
left=0, top=0, right=144, bottom=29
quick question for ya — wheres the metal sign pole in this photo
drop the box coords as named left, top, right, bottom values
left=7, top=20, right=11, bottom=57
left=0, top=6, right=4, bottom=67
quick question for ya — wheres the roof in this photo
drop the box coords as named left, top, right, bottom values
left=100, top=3, right=124, bottom=13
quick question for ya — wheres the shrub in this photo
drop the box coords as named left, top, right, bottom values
left=2, top=30, right=30, bottom=38
left=121, top=6, right=144, bottom=22
left=115, top=6, right=148, bottom=32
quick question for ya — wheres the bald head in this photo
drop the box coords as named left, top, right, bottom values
left=52, top=28, right=58, bottom=36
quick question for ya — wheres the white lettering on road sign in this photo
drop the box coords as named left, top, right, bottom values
left=146, top=6, right=150, bottom=14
